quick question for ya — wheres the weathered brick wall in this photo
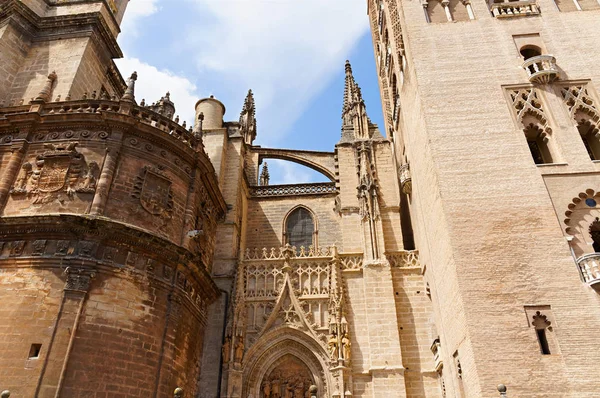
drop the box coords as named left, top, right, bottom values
left=0, top=101, right=224, bottom=397
left=0, top=24, right=31, bottom=104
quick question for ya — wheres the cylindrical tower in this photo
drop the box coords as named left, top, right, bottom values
left=194, top=96, right=226, bottom=131
left=0, top=95, right=226, bottom=397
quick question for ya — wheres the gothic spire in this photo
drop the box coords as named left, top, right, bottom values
left=341, top=61, right=376, bottom=140
left=240, top=89, right=257, bottom=145
left=342, top=60, right=363, bottom=117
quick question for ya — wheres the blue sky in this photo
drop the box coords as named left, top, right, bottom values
left=116, top=0, right=384, bottom=184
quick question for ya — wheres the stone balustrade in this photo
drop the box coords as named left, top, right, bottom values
left=491, top=0, right=540, bottom=18
left=577, top=253, right=600, bottom=285
left=250, top=182, right=336, bottom=197
left=522, top=55, right=559, bottom=85
left=244, top=245, right=336, bottom=260
left=387, top=250, right=420, bottom=268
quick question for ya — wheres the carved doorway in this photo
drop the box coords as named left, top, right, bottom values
left=260, top=354, right=314, bottom=398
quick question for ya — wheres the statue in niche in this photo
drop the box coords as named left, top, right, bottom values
left=11, top=162, right=32, bottom=194
left=235, top=338, right=245, bottom=363
left=328, top=332, right=338, bottom=361
left=222, top=336, right=231, bottom=364
left=77, top=161, right=99, bottom=193
left=341, top=333, right=351, bottom=361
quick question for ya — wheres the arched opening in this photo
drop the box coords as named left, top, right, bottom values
left=520, top=45, right=542, bottom=61
left=524, top=123, right=553, bottom=164
left=589, top=218, right=600, bottom=253
left=576, top=117, right=600, bottom=161
left=285, top=207, right=315, bottom=249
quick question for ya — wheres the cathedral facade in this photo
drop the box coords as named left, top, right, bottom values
left=0, top=0, right=600, bottom=397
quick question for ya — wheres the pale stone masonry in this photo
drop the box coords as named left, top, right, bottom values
left=0, top=0, right=599, bottom=397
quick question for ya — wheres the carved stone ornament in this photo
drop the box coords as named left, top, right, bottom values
left=132, top=166, right=174, bottom=218
left=64, top=267, right=95, bottom=292
left=10, top=142, right=99, bottom=201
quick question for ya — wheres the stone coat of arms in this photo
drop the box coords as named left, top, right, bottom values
left=132, top=166, right=174, bottom=218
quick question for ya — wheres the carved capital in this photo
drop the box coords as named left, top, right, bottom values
left=64, top=267, right=95, bottom=292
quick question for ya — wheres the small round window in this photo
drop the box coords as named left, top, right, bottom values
left=585, top=198, right=597, bottom=208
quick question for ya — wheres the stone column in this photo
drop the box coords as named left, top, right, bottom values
left=34, top=267, right=94, bottom=398
left=442, top=0, right=453, bottom=21
left=0, top=144, right=27, bottom=214
left=90, top=143, right=121, bottom=216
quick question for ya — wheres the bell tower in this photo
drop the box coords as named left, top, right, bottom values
left=0, top=0, right=128, bottom=106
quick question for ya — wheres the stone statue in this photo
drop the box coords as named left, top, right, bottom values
left=222, top=336, right=231, bottom=364
left=342, top=333, right=351, bottom=361
left=294, top=379, right=304, bottom=398
left=271, top=374, right=281, bottom=398
left=12, top=162, right=32, bottom=193
left=328, top=332, right=338, bottom=361
left=262, top=380, right=271, bottom=397
left=80, top=161, right=99, bottom=191
left=235, top=338, right=245, bottom=363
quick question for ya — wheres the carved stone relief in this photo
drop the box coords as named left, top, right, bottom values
left=9, top=142, right=99, bottom=203
left=131, top=166, right=174, bottom=219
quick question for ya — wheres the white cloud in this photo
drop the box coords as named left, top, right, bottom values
left=183, top=0, right=370, bottom=145
left=120, top=0, right=160, bottom=37
left=115, top=57, right=199, bottom=124
left=116, top=0, right=370, bottom=147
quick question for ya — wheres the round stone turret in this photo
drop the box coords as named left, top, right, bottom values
left=195, top=95, right=226, bottom=130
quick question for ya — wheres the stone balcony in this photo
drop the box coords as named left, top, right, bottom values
left=522, top=55, right=559, bottom=84
left=577, top=253, right=600, bottom=286
left=491, top=0, right=540, bottom=17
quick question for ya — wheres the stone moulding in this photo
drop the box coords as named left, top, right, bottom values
left=0, top=214, right=220, bottom=314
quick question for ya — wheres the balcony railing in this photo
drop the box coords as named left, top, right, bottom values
left=577, top=253, right=600, bottom=285
left=491, top=0, right=540, bottom=17
left=522, top=55, right=559, bottom=85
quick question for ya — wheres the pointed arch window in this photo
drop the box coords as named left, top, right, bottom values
left=285, top=207, right=315, bottom=249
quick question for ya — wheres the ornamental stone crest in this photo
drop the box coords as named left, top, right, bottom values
left=132, top=166, right=174, bottom=218
left=10, top=142, right=99, bottom=202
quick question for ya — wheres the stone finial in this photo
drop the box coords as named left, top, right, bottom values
left=497, top=384, right=507, bottom=397
left=174, top=387, right=183, bottom=398
left=1, top=390, right=10, bottom=398
left=342, top=60, right=363, bottom=117
left=239, top=89, right=257, bottom=144
left=121, top=71, right=138, bottom=102
left=259, top=162, right=270, bottom=186
left=34, top=71, right=57, bottom=103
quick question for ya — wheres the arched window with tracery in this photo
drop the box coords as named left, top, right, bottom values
left=285, top=207, right=315, bottom=249
left=561, top=85, right=600, bottom=161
